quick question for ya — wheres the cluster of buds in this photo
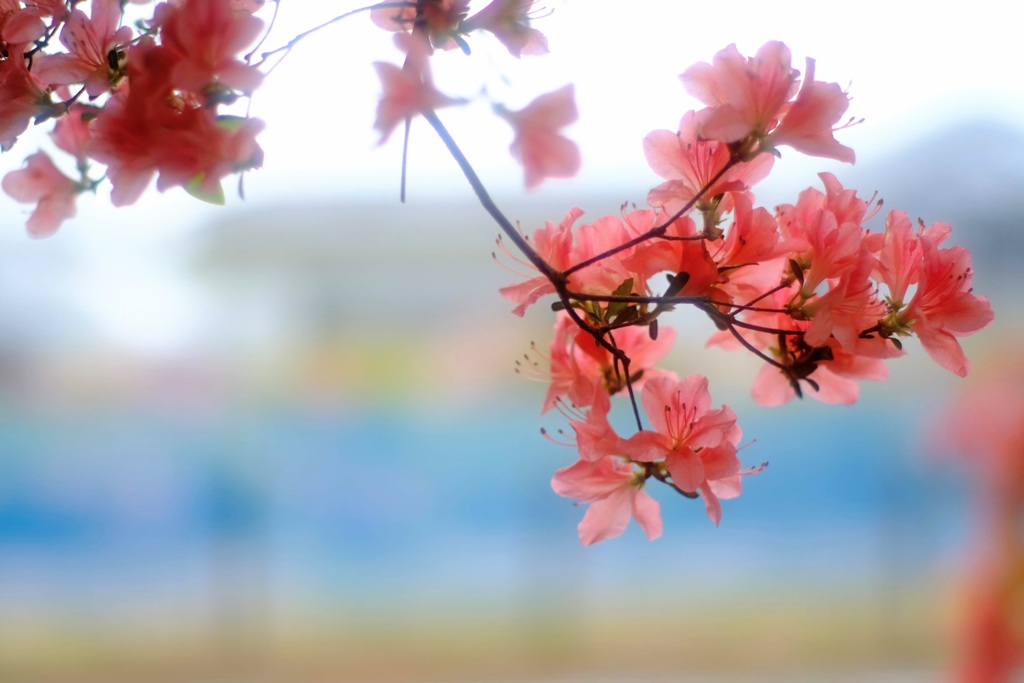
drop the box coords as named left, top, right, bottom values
left=1, top=0, right=266, bottom=237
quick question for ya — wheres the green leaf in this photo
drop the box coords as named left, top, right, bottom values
left=612, top=306, right=639, bottom=326
left=185, top=174, right=225, bottom=205
left=606, top=278, right=635, bottom=319
left=216, top=115, right=247, bottom=133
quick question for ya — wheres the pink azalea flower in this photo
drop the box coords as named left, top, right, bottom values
left=644, top=110, right=773, bottom=215
left=0, top=2, right=45, bottom=45
left=51, top=104, right=95, bottom=161
left=32, top=0, right=133, bottom=97
left=463, top=0, right=548, bottom=58
left=623, top=374, right=740, bottom=489
left=500, top=84, right=580, bottom=189
left=543, top=314, right=676, bottom=413
left=681, top=42, right=855, bottom=163
left=0, top=57, right=55, bottom=150
left=551, top=455, right=662, bottom=545
left=621, top=210, right=721, bottom=297
left=766, top=58, right=855, bottom=163
left=680, top=41, right=798, bottom=144
left=498, top=206, right=581, bottom=316
left=541, top=313, right=601, bottom=414
left=156, top=0, right=264, bottom=94
left=873, top=209, right=922, bottom=306
left=373, top=34, right=456, bottom=143
left=568, top=388, right=623, bottom=462
left=900, top=232, right=993, bottom=377
left=620, top=373, right=752, bottom=524
left=2, top=151, right=79, bottom=238
left=87, top=39, right=264, bottom=206
left=713, top=193, right=791, bottom=269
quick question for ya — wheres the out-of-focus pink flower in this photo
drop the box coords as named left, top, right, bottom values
left=1, top=2, right=45, bottom=45
left=552, top=455, right=662, bottom=545
left=230, top=0, right=265, bottom=12
left=0, top=57, right=55, bottom=150
left=932, top=361, right=1024, bottom=682
left=371, top=0, right=469, bottom=50
left=373, top=33, right=456, bottom=143
left=500, top=84, right=580, bottom=189
left=51, top=105, right=95, bottom=160
left=2, top=151, right=78, bottom=238
left=156, top=0, right=264, bottom=94
left=463, top=0, right=548, bottom=57
left=87, top=38, right=264, bottom=206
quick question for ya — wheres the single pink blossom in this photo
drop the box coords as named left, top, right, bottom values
left=500, top=84, right=580, bottom=189
left=551, top=455, right=662, bottom=545
left=373, top=34, right=456, bottom=143
left=644, top=110, right=773, bottom=215
left=2, top=152, right=78, bottom=238
left=680, top=41, right=798, bottom=143
left=0, top=57, right=55, bottom=150
left=32, top=0, right=132, bottom=97
left=766, top=58, right=855, bottom=163
left=899, top=233, right=993, bottom=377
left=623, top=374, right=739, bottom=486
left=873, top=210, right=921, bottom=306
left=498, top=206, right=581, bottom=316
left=1, top=3, right=45, bottom=45
left=156, top=0, right=264, bottom=94
left=51, top=105, right=96, bottom=160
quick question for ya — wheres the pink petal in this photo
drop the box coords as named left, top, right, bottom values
left=578, top=487, right=632, bottom=545
left=699, top=482, right=723, bottom=526
left=665, top=449, right=705, bottom=493
left=631, top=488, right=663, bottom=541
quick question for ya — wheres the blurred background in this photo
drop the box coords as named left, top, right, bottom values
left=0, top=1, right=1022, bottom=681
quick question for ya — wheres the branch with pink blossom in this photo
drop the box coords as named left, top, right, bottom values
left=0, top=1, right=995, bottom=546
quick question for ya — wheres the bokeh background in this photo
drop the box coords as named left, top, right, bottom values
left=0, top=1, right=1022, bottom=681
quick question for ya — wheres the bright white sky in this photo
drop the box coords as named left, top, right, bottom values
left=2, top=1, right=1022, bottom=352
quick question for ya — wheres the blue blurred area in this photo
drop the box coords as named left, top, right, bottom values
left=0, top=394, right=964, bottom=606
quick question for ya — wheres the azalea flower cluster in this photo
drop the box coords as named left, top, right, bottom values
left=496, top=41, right=993, bottom=544
left=0, top=0, right=266, bottom=237
left=2, top=0, right=576, bottom=235
left=0, top=3, right=995, bottom=547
